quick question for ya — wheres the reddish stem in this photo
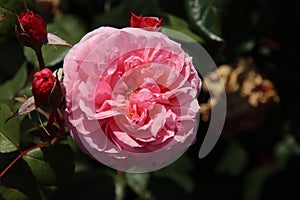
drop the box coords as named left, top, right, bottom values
left=0, top=143, right=47, bottom=180
left=35, top=48, right=45, bottom=69
left=53, top=108, right=65, bottom=133
left=46, top=108, right=55, bottom=131
left=23, top=0, right=29, bottom=11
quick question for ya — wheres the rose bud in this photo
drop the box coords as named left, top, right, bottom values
left=130, top=12, right=163, bottom=31
left=32, top=68, right=55, bottom=107
left=17, top=10, right=47, bottom=44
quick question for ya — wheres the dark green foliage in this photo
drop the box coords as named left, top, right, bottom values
left=0, top=0, right=299, bottom=199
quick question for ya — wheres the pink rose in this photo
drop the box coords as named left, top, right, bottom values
left=63, top=27, right=201, bottom=172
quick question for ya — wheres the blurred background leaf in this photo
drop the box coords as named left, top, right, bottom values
left=125, top=172, right=152, bottom=199
left=92, top=0, right=162, bottom=28
left=1, top=174, right=44, bottom=200
left=50, top=168, right=116, bottom=200
left=216, top=140, right=248, bottom=176
left=0, top=104, right=20, bottom=153
left=184, top=0, right=225, bottom=42
left=0, top=0, right=33, bottom=40
left=244, top=166, right=270, bottom=200
left=0, top=186, right=28, bottom=200
left=162, top=14, right=205, bottom=43
left=154, top=156, right=194, bottom=193
left=274, top=134, right=300, bottom=168
left=0, top=0, right=299, bottom=199
left=0, top=64, right=27, bottom=105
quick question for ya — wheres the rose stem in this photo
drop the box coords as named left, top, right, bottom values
left=0, top=143, right=47, bottom=180
left=46, top=108, right=55, bottom=132
left=35, top=48, right=45, bottom=69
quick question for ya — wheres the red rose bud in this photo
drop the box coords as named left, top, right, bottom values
left=32, top=68, right=55, bottom=107
left=130, top=12, right=163, bottom=31
left=18, top=10, right=47, bottom=43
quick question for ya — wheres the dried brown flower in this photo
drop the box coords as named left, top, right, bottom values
left=200, top=57, right=279, bottom=137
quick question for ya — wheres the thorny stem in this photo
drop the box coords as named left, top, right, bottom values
left=0, top=143, right=47, bottom=180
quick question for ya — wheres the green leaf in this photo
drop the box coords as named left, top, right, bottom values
left=0, top=0, right=33, bottom=39
left=124, top=0, right=162, bottom=16
left=0, top=40, right=26, bottom=85
left=1, top=174, right=43, bottom=200
left=125, top=173, right=152, bottom=199
left=113, top=173, right=126, bottom=200
left=23, top=144, right=75, bottom=186
left=216, top=141, right=248, bottom=176
left=23, top=147, right=57, bottom=185
left=52, top=169, right=115, bottom=199
left=92, top=3, right=128, bottom=28
left=149, top=157, right=195, bottom=199
left=61, top=135, right=80, bottom=153
left=154, top=156, right=194, bottom=193
left=24, top=15, right=86, bottom=67
left=162, top=14, right=204, bottom=43
left=0, top=152, right=18, bottom=173
left=0, top=63, right=27, bottom=104
left=93, top=0, right=162, bottom=28
left=274, top=134, right=300, bottom=168
left=0, top=186, right=28, bottom=200
left=0, top=104, right=20, bottom=153
left=185, top=0, right=224, bottom=41
left=244, top=166, right=271, bottom=200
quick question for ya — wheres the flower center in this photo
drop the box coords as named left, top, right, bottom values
left=128, top=87, right=155, bottom=125
left=124, top=77, right=163, bottom=125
